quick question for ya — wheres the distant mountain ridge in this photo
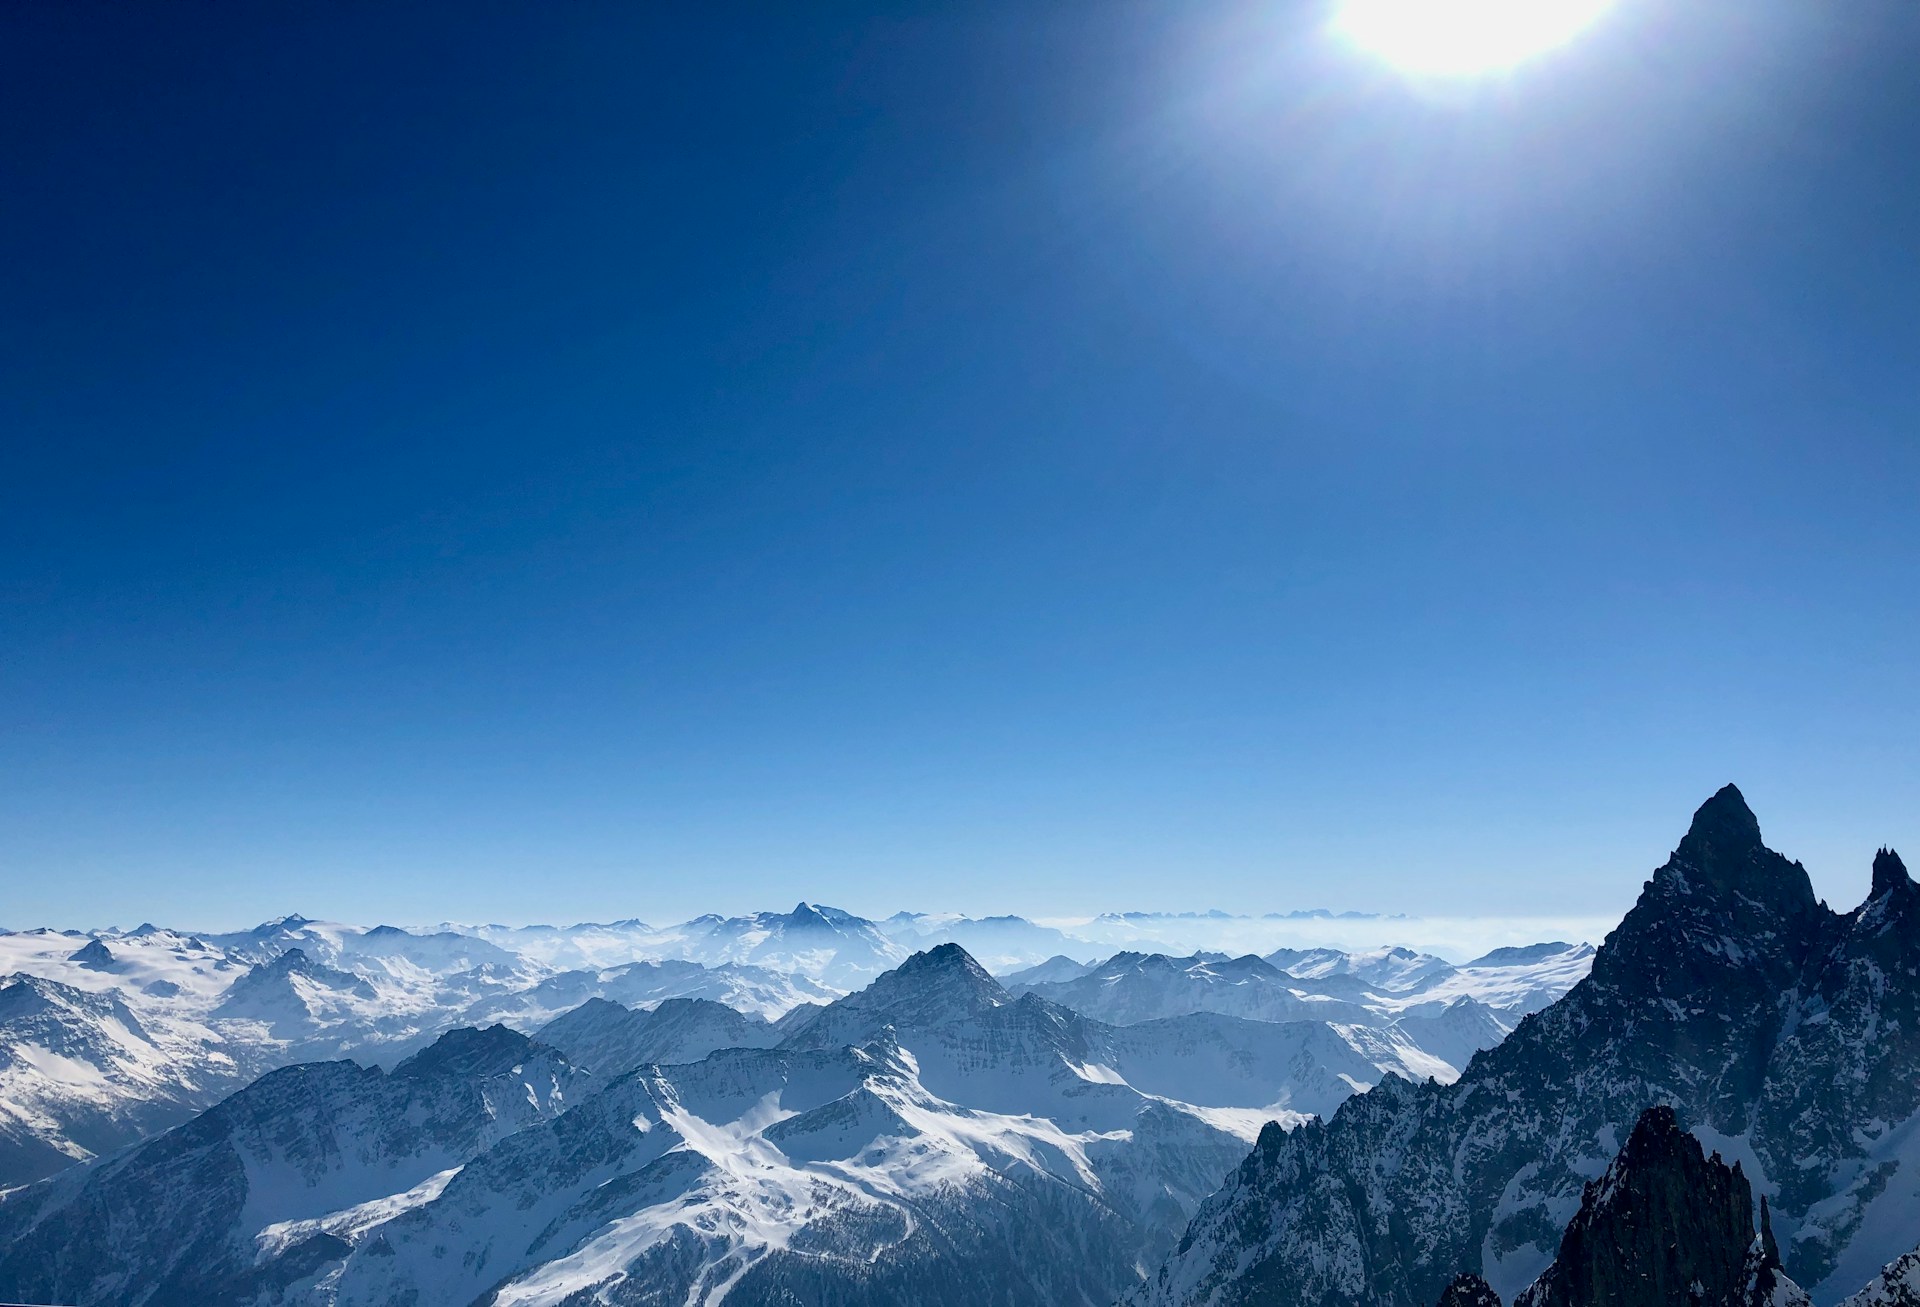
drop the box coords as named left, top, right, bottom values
left=0, top=898, right=1592, bottom=1190
left=0, top=933, right=1576, bottom=1307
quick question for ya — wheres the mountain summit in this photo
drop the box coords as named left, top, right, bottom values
left=1871, top=847, right=1912, bottom=901
left=1136, top=788, right=1920, bottom=1307
left=780, top=942, right=1010, bottom=1048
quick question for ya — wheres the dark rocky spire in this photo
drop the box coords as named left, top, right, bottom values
left=1678, top=784, right=1765, bottom=864
left=1651, top=783, right=1817, bottom=920
left=1515, top=1105, right=1756, bottom=1307
left=1871, top=847, right=1911, bottom=900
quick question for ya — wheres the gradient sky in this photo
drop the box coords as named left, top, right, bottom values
left=4, top=1, right=1916, bottom=930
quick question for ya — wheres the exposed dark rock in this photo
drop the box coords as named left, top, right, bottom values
left=1513, top=1105, right=1767, bottom=1307
left=1437, top=1272, right=1505, bottom=1307
left=1136, top=790, right=1920, bottom=1307
left=1871, top=847, right=1912, bottom=902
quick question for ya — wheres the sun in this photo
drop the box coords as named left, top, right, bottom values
left=1333, top=0, right=1613, bottom=76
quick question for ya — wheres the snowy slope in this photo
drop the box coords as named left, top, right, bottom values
left=1011, top=948, right=1572, bottom=1083
left=1842, top=1246, right=1920, bottom=1307
left=534, top=996, right=780, bottom=1077
left=0, top=910, right=852, bottom=1188
left=0, top=902, right=1587, bottom=1193
left=0, top=973, right=240, bottom=1187
left=445, top=903, right=908, bottom=989
left=0, top=1025, right=580, bottom=1306
left=0, top=942, right=1470, bottom=1307
left=1012, top=951, right=1377, bottom=1025
left=307, top=945, right=1289, bottom=1307
left=460, top=958, right=834, bottom=1028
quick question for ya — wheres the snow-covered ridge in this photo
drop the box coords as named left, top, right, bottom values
left=0, top=939, right=1488, bottom=1306
left=0, top=902, right=1592, bottom=1192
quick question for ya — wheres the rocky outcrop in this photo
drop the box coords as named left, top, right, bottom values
left=1137, top=787, right=1920, bottom=1307
left=1438, top=1273, right=1506, bottom=1307
left=1842, top=1245, right=1920, bottom=1307
left=1513, top=1105, right=1802, bottom=1307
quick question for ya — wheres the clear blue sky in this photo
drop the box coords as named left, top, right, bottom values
left=3, top=1, right=1915, bottom=929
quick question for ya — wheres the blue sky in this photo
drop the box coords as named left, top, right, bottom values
left=3, top=1, right=1916, bottom=929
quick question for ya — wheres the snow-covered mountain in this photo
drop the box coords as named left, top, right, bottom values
left=1000, top=953, right=1099, bottom=985
left=1010, top=951, right=1379, bottom=1025
left=879, top=911, right=1092, bottom=970
left=0, top=940, right=1529, bottom=1306
left=444, top=903, right=908, bottom=989
left=457, top=957, right=834, bottom=1029
left=1132, top=787, right=1920, bottom=1307
left=533, top=996, right=779, bottom=1077
left=312, top=943, right=1388, bottom=1306
left=0, top=915, right=858, bottom=1188
left=0, top=973, right=239, bottom=1188
left=0, top=898, right=1597, bottom=1205
left=0, top=897, right=1591, bottom=1194
left=0, top=1025, right=579, bottom=1305
left=1843, top=1246, right=1920, bottom=1307
left=1006, top=944, right=1588, bottom=1081
left=440, top=905, right=1607, bottom=983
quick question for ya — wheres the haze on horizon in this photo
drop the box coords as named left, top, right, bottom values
left=4, top=1, right=1917, bottom=929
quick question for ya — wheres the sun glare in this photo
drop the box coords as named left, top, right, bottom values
left=1334, top=0, right=1613, bottom=76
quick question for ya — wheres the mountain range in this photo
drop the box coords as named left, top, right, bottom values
left=4, top=784, right=1909, bottom=1307
left=0, top=903, right=1587, bottom=1193
left=0, top=941, right=1475, bottom=1306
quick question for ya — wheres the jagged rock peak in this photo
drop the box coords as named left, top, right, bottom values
left=1436, top=1273, right=1504, bottom=1307
left=1677, top=783, right=1766, bottom=870
left=1747, top=1194, right=1812, bottom=1306
left=1872, top=847, right=1911, bottom=899
left=1513, top=1105, right=1805, bottom=1307
left=1659, top=784, right=1816, bottom=916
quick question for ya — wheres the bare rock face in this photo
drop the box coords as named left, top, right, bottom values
left=1514, top=1105, right=1769, bottom=1307
left=1439, top=1106, right=1828, bottom=1307
left=1136, top=787, right=1920, bottom=1307
left=1437, top=1273, right=1505, bottom=1307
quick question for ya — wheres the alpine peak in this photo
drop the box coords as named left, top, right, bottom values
left=1870, top=847, right=1911, bottom=900
left=893, top=942, right=998, bottom=986
left=1657, top=784, right=1816, bottom=917
left=1677, top=783, right=1764, bottom=865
